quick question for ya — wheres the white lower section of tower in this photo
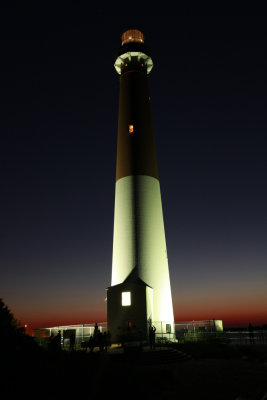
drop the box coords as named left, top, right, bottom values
left=111, top=175, right=174, bottom=326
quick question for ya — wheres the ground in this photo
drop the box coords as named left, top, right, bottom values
left=91, top=345, right=267, bottom=400
left=2, top=342, right=267, bottom=399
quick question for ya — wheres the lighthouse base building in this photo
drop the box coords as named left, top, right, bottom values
left=107, top=268, right=154, bottom=342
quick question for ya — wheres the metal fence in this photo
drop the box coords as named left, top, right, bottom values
left=224, top=330, right=267, bottom=345
left=34, top=321, right=267, bottom=347
left=174, top=329, right=267, bottom=344
left=174, top=320, right=223, bottom=332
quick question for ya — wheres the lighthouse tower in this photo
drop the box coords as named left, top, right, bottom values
left=107, top=29, right=174, bottom=342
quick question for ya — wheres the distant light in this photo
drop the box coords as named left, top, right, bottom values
left=122, top=292, right=131, bottom=306
left=129, top=125, right=134, bottom=134
left=25, top=324, right=27, bottom=328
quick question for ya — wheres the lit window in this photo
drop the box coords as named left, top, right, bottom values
left=122, top=292, right=131, bottom=306
left=129, top=125, right=134, bottom=134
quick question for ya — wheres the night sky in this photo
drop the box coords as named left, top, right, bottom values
left=1, top=6, right=267, bottom=329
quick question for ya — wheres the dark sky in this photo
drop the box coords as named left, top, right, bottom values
left=1, top=6, right=266, bottom=328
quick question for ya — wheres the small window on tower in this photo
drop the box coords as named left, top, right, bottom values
left=122, top=292, right=131, bottom=306
left=129, top=125, right=134, bottom=134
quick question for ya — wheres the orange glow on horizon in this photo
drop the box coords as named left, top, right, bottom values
left=174, top=310, right=267, bottom=327
left=19, top=309, right=267, bottom=331
left=14, top=289, right=267, bottom=330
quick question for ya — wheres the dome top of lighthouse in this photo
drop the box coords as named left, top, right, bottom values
left=121, top=29, right=144, bottom=45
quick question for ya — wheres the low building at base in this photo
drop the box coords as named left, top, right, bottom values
left=33, top=319, right=223, bottom=347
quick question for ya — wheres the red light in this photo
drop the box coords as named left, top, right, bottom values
left=129, top=125, right=134, bottom=134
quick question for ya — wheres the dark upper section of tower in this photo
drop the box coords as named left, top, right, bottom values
left=114, top=29, right=153, bottom=75
left=115, top=30, right=159, bottom=181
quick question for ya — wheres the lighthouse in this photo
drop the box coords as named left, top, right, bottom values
left=107, top=29, right=174, bottom=342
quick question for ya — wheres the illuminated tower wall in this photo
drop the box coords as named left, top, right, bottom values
left=107, top=29, right=174, bottom=341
